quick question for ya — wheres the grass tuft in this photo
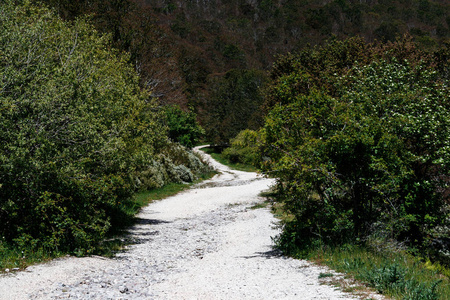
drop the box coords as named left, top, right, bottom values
left=318, top=272, right=334, bottom=278
left=302, top=244, right=450, bottom=300
left=0, top=241, right=60, bottom=273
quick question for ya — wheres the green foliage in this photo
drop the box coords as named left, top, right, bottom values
left=303, top=244, right=449, bottom=300
left=262, top=38, right=450, bottom=256
left=200, top=146, right=258, bottom=173
left=264, top=36, right=371, bottom=110
left=164, top=105, right=204, bottom=148
left=0, top=1, right=166, bottom=254
left=133, top=141, right=212, bottom=190
left=222, top=129, right=261, bottom=167
left=205, top=69, right=267, bottom=145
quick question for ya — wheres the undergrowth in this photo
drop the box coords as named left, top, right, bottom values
left=0, top=170, right=216, bottom=273
left=260, top=189, right=450, bottom=300
left=301, top=244, right=450, bottom=300
left=200, top=146, right=258, bottom=172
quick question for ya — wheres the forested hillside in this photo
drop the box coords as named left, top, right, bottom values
left=36, top=0, right=450, bottom=144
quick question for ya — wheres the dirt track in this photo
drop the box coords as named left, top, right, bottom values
left=0, top=146, right=383, bottom=299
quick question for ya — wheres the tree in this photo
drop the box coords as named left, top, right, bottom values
left=222, top=129, right=261, bottom=166
left=261, top=40, right=450, bottom=254
left=205, top=69, right=267, bottom=146
left=164, top=105, right=204, bottom=148
left=0, top=0, right=165, bottom=254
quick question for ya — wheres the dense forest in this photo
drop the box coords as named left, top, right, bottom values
left=35, top=0, right=450, bottom=144
left=1, top=1, right=450, bottom=296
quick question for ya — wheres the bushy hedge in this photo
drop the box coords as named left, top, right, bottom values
left=0, top=1, right=179, bottom=254
left=133, top=141, right=212, bottom=190
left=260, top=37, right=450, bottom=257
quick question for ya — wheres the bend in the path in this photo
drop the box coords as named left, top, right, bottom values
left=0, top=147, right=384, bottom=300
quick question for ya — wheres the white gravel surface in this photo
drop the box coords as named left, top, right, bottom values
left=0, top=146, right=384, bottom=299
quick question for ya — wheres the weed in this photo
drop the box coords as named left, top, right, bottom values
left=258, top=189, right=278, bottom=198
left=249, top=201, right=270, bottom=210
left=318, top=272, right=334, bottom=278
left=302, top=244, right=450, bottom=300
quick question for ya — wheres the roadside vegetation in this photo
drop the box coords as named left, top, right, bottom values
left=200, top=146, right=258, bottom=173
left=308, top=244, right=450, bottom=300
left=246, top=37, right=450, bottom=299
left=0, top=169, right=216, bottom=272
left=269, top=190, right=450, bottom=299
left=0, top=0, right=212, bottom=271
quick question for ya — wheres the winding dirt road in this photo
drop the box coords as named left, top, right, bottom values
left=0, top=146, right=382, bottom=299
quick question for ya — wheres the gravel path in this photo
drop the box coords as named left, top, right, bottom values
left=0, top=147, right=383, bottom=300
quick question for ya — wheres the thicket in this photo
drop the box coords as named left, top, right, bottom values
left=0, top=1, right=209, bottom=256
left=164, top=105, right=204, bottom=149
left=259, top=37, right=450, bottom=265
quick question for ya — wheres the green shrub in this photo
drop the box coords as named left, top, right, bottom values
left=222, top=129, right=260, bottom=166
left=133, top=141, right=213, bottom=190
left=262, top=39, right=450, bottom=254
left=0, top=1, right=166, bottom=254
left=164, top=105, right=204, bottom=149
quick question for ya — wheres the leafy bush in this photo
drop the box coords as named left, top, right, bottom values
left=0, top=1, right=166, bottom=254
left=262, top=38, right=450, bottom=254
left=133, top=141, right=213, bottom=190
left=222, top=129, right=260, bottom=166
left=164, top=105, right=204, bottom=148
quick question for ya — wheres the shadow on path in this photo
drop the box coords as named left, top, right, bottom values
left=240, top=249, right=284, bottom=259
left=133, top=218, right=170, bottom=225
